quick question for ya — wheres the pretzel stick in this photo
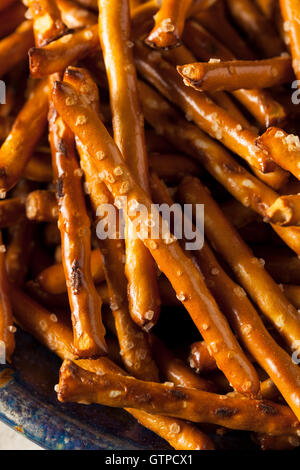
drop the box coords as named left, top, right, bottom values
left=37, top=249, right=105, bottom=294
left=208, top=91, right=251, bottom=129
left=144, top=0, right=193, bottom=49
left=0, top=21, right=34, bottom=78
left=98, top=0, right=161, bottom=329
left=12, top=287, right=214, bottom=451
left=178, top=57, right=293, bottom=92
left=0, top=0, right=17, bottom=12
left=25, top=190, right=58, bottom=222
left=189, top=341, right=217, bottom=373
left=58, top=360, right=300, bottom=436
left=0, top=231, right=14, bottom=362
left=0, top=2, right=27, bottom=39
left=182, top=20, right=287, bottom=130
left=151, top=172, right=300, bottom=420
left=73, top=0, right=97, bottom=9
left=257, top=127, right=300, bottom=180
left=283, top=285, right=300, bottom=310
left=27, top=0, right=67, bottom=46
left=221, top=200, right=258, bottom=230
left=63, top=67, right=159, bottom=381
left=266, top=194, right=300, bottom=226
left=135, top=42, right=279, bottom=173
left=178, top=176, right=300, bottom=353
left=24, top=152, right=52, bottom=182
left=52, top=79, right=259, bottom=396
left=0, top=80, right=48, bottom=195
left=49, top=95, right=106, bottom=358
left=56, top=0, right=97, bottom=29
left=226, top=0, right=285, bottom=58
left=0, top=197, right=25, bottom=228
left=137, top=80, right=300, bottom=255
left=279, top=1, right=300, bottom=82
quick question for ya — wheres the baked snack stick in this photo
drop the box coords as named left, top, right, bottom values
left=151, top=172, right=300, bottom=421
left=58, top=360, right=300, bottom=436
left=52, top=79, right=258, bottom=396
left=27, top=0, right=67, bottom=46
left=137, top=80, right=300, bottom=256
left=63, top=65, right=159, bottom=380
left=49, top=97, right=106, bottom=358
left=0, top=2, right=27, bottom=40
left=11, top=286, right=214, bottom=450
left=0, top=231, right=14, bottom=362
left=56, top=0, right=97, bottom=29
left=0, top=79, right=48, bottom=195
left=0, top=197, right=25, bottom=228
left=135, top=42, right=279, bottom=173
left=280, top=0, right=300, bottom=82
left=26, top=190, right=58, bottom=222
left=177, top=57, right=294, bottom=92
left=98, top=0, right=160, bottom=329
left=145, top=0, right=193, bottom=49
left=178, top=176, right=300, bottom=354
left=182, top=20, right=287, bottom=130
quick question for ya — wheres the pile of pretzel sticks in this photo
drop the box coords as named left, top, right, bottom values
left=1, top=0, right=300, bottom=451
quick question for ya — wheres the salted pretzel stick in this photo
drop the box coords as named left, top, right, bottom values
left=257, top=128, right=300, bottom=180
left=182, top=20, right=287, bottom=130
left=12, top=287, right=214, bottom=451
left=150, top=335, right=216, bottom=392
left=266, top=194, right=300, bottom=226
left=37, top=249, right=105, bottom=294
left=98, top=0, right=160, bottom=329
left=0, top=197, right=25, bottom=228
left=178, top=176, right=300, bottom=353
left=56, top=0, right=97, bottom=28
left=178, top=57, right=293, bottom=92
left=145, top=0, right=193, bottom=49
left=58, top=360, right=300, bottom=436
left=189, top=341, right=217, bottom=373
left=63, top=66, right=159, bottom=380
left=49, top=106, right=106, bottom=358
left=135, top=42, right=277, bottom=173
left=27, top=0, right=67, bottom=46
left=0, top=231, right=14, bottom=362
left=137, top=81, right=300, bottom=255
left=0, top=21, right=34, bottom=78
left=226, top=0, right=285, bottom=58
left=0, top=2, right=27, bottom=39
left=209, top=91, right=251, bottom=130
left=0, top=80, right=48, bottom=195
left=279, top=1, right=300, bottom=82
left=24, top=152, right=52, bottom=182
left=26, top=190, right=58, bottom=222
left=53, top=79, right=259, bottom=396
left=149, top=153, right=200, bottom=183
left=151, top=172, right=300, bottom=420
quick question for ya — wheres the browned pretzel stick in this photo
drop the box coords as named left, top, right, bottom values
left=27, top=0, right=67, bottom=46
left=58, top=360, right=300, bottom=436
left=52, top=78, right=259, bottom=396
left=0, top=21, right=34, bottom=78
left=0, top=2, right=27, bottom=39
left=177, top=57, right=293, bottom=92
left=26, top=190, right=58, bottom=222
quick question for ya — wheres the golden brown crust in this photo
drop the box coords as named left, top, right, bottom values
left=58, top=360, right=300, bottom=436
left=56, top=0, right=97, bottom=29
left=280, top=0, right=300, bottom=81
left=26, top=190, right=58, bottom=222
left=0, top=21, right=34, bottom=79
left=266, top=194, right=300, bottom=226
left=178, top=57, right=293, bottom=92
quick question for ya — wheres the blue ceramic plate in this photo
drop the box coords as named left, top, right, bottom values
left=0, top=330, right=258, bottom=450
